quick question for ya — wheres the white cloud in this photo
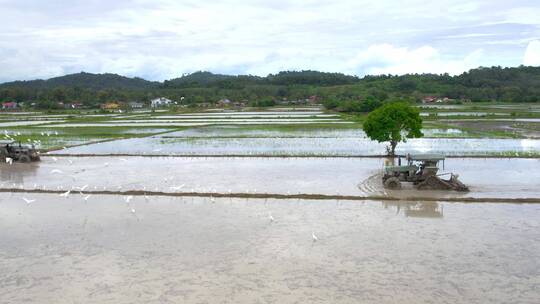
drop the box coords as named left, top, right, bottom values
left=0, top=0, right=538, bottom=82
left=523, top=40, right=540, bottom=66
left=349, top=44, right=484, bottom=75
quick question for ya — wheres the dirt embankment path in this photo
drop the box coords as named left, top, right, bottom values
left=1, top=187, right=539, bottom=203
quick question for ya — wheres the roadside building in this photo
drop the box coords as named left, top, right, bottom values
left=1, top=102, right=17, bottom=110
left=151, top=97, right=173, bottom=108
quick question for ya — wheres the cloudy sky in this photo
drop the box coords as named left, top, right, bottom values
left=1, top=0, right=540, bottom=82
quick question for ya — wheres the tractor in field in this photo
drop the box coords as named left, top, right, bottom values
left=382, top=154, right=468, bottom=191
left=0, top=140, right=41, bottom=163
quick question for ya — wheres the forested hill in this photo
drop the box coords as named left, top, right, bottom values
left=0, top=72, right=158, bottom=90
left=163, top=71, right=263, bottom=88
left=163, top=70, right=358, bottom=88
left=1, top=67, right=540, bottom=107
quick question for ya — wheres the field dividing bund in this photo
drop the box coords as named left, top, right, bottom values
left=2, top=187, right=540, bottom=203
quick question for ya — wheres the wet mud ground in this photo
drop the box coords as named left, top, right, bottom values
left=1, top=154, right=540, bottom=303
left=0, top=194, right=539, bottom=304
left=1, top=156, right=539, bottom=200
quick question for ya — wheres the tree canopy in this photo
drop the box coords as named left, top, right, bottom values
left=363, top=102, right=423, bottom=156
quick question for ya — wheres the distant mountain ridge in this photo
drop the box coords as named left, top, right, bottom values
left=0, top=72, right=159, bottom=90
left=0, top=70, right=361, bottom=90
left=1, top=66, right=540, bottom=106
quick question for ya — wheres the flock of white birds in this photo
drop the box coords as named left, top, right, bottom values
left=2, top=150, right=323, bottom=241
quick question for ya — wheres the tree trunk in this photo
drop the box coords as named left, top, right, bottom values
left=389, top=140, right=397, bottom=156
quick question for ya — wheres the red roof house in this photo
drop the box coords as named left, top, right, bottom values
left=2, top=102, right=17, bottom=109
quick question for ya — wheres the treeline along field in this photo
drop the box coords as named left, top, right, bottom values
left=1, top=66, right=540, bottom=110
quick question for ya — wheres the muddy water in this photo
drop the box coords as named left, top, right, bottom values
left=52, top=136, right=540, bottom=156
left=1, top=157, right=539, bottom=199
left=0, top=194, right=538, bottom=303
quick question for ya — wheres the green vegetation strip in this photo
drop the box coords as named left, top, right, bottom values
left=1, top=188, right=539, bottom=204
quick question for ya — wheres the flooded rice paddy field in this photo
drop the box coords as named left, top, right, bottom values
left=160, top=126, right=466, bottom=138
left=1, top=107, right=540, bottom=303
left=45, top=121, right=353, bottom=127
left=83, top=118, right=344, bottom=124
left=1, top=127, right=177, bottom=150
left=0, top=106, right=539, bottom=153
left=2, top=157, right=539, bottom=199
left=51, top=135, right=540, bottom=156
left=419, top=102, right=540, bottom=111
left=444, top=120, right=540, bottom=138
left=421, top=112, right=511, bottom=117
left=440, top=118, right=540, bottom=123
left=0, top=193, right=538, bottom=304
left=1, top=127, right=173, bottom=136
left=0, top=121, right=65, bottom=127
left=130, top=114, right=337, bottom=119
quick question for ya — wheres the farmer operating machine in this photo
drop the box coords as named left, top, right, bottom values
left=382, top=154, right=468, bottom=191
left=0, top=140, right=41, bottom=163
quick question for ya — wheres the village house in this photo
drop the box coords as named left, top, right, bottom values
left=100, top=102, right=120, bottom=110
left=422, top=96, right=437, bottom=103
left=1, top=101, right=18, bottom=110
left=129, top=102, right=145, bottom=109
left=217, top=98, right=232, bottom=107
left=422, top=96, right=456, bottom=103
left=64, top=102, right=83, bottom=109
left=308, top=95, right=321, bottom=104
left=232, top=101, right=247, bottom=108
left=151, top=97, right=173, bottom=108
left=440, top=97, right=455, bottom=103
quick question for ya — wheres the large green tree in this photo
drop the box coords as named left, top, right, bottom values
left=363, top=102, right=423, bottom=156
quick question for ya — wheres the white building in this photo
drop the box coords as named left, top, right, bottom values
left=129, top=102, right=144, bottom=109
left=151, top=97, right=173, bottom=108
